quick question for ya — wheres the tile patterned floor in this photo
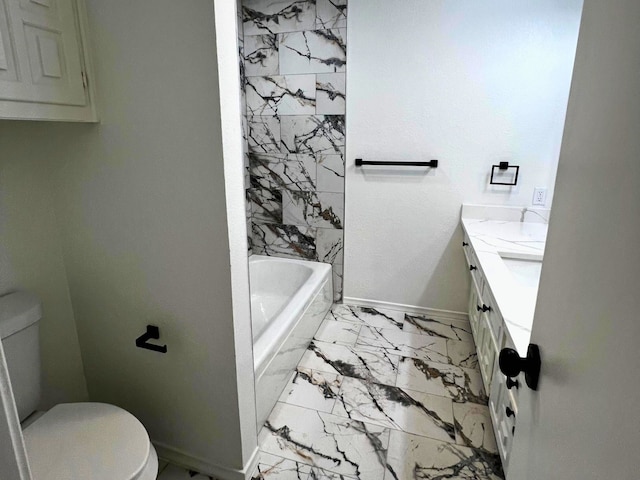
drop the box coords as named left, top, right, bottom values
left=256, top=304, right=504, bottom=480
left=158, top=304, right=504, bottom=480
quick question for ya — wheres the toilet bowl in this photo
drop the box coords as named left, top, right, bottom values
left=0, top=291, right=158, bottom=479
left=23, top=403, right=158, bottom=480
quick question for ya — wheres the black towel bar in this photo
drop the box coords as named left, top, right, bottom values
left=355, top=158, right=438, bottom=168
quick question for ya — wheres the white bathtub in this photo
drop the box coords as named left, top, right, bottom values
left=250, top=255, right=332, bottom=428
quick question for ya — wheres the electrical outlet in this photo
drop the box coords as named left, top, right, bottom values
left=533, top=187, right=547, bottom=206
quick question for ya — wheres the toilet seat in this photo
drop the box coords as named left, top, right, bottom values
left=22, top=402, right=158, bottom=480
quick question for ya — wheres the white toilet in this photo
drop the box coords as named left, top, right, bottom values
left=0, top=291, right=158, bottom=480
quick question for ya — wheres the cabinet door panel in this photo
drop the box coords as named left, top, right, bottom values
left=489, top=364, right=517, bottom=470
left=478, top=314, right=497, bottom=390
left=0, top=0, right=86, bottom=105
left=468, top=282, right=482, bottom=342
left=0, top=0, right=19, bottom=81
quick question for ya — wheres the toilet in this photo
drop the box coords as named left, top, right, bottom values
left=0, top=291, right=158, bottom=479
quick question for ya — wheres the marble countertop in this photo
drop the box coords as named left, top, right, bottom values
left=461, top=205, right=549, bottom=355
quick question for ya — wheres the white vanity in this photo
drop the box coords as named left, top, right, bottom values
left=460, top=204, right=548, bottom=474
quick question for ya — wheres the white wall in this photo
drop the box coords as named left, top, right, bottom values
left=1, top=0, right=256, bottom=477
left=0, top=127, right=88, bottom=409
left=213, top=0, right=259, bottom=468
left=344, top=0, right=583, bottom=311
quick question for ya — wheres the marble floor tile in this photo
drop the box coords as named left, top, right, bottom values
left=326, top=305, right=404, bottom=331
left=255, top=302, right=503, bottom=480
left=279, top=367, right=343, bottom=413
left=332, top=377, right=456, bottom=443
left=356, top=326, right=449, bottom=364
left=314, top=319, right=361, bottom=346
left=453, top=402, right=498, bottom=454
left=298, top=340, right=399, bottom=386
left=446, top=339, right=480, bottom=369
left=251, top=452, right=311, bottom=479
left=383, top=430, right=504, bottom=480
left=396, top=357, right=488, bottom=405
left=403, top=314, right=473, bottom=343
left=261, top=402, right=390, bottom=480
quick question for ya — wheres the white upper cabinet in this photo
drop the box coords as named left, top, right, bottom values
left=0, top=0, right=96, bottom=121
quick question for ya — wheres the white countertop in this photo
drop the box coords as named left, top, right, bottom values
left=461, top=205, right=549, bottom=355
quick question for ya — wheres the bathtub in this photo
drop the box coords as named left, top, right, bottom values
left=250, top=255, right=333, bottom=428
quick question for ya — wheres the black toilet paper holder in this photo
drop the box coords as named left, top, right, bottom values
left=135, top=325, right=167, bottom=353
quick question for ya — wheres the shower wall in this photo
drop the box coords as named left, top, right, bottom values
left=238, top=0, right=347, bottom=300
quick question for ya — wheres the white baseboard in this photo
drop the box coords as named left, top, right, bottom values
left=342, top=297, right=468, bottom=323
left=155, top=441, right=259, bottom=480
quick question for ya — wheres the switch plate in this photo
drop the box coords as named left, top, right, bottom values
left=533, top=187, right=547, bottom=206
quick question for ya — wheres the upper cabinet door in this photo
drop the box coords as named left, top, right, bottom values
left=0, top=0, right=86, bottom=106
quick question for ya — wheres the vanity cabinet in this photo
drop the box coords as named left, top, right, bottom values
left=463, top=236, right=519, bottom=472
left=0, top=0, right=97, bottom=121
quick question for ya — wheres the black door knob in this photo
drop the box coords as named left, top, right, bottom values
left=505, top=407, right=515, bottom=418
left=499, top=344, right=541, bottom=391
left=469, top=265, right=477, bottom=271
left=462, top=241, right=469, bottom=247
left=506, top=377, right=519, bottom=390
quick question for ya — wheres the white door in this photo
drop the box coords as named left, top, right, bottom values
left=0, top=0, right=86, bottom=105
left=507, top=1, right=640, bottom=478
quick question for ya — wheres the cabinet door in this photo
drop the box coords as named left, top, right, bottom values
left=0, top=0, right=86, bottom=105
left=489, top=364, right=517, bottom=469
left=468, top=282, right=481, bottom=342
left=477, top=314, right=497, bottom=390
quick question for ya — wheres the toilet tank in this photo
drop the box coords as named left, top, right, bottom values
left=0, top=291, right=42, bottom=422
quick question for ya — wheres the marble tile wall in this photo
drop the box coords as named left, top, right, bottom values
left=239, top=0, right=347, bottom=300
